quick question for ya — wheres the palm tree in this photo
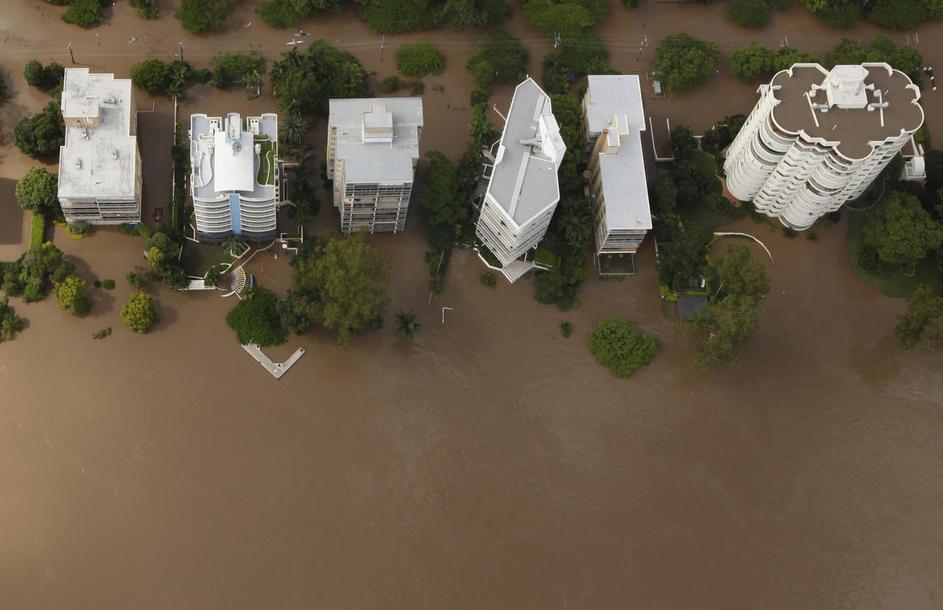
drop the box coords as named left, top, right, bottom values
left=559, top=207, right=592, bottom=246
left=395, top=311, right=420, bottom=341
left=280, top=111, right=309, bottom=146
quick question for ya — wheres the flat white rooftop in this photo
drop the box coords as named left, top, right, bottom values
left=586, top=75, right=651, bottom=232
left=486, top=78, right=565, bottom=226
left=585, top=75, right=646, bottom=135
left=190, top=113, right=277, bottom=201
left=329, top=97, right=423, bottom=184
left=58, top=68, right=136, bottom=201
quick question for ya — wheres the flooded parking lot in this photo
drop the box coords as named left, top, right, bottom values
left=1, top=2, right=942, bottom=608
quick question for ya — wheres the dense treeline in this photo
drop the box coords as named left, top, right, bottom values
left=256, top=0, right=511, bottom=30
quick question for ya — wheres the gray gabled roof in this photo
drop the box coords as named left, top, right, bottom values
left=485, top=78, right=566, bottom=226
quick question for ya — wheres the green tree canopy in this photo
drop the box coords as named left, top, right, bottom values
left=652, top=33, right=719, bottom=92
left=257, top=0, right=343, bottom=27
left=895, top=284, right=943, bottom=351
left=685, top=295, right=763, bottom=368
left=282, top=233, right=391, bottom=345
left=121, top=291, right=159, bottom=333
left=800, top=0, right=860, bottom=28
left=62, top=0, right=104, bottom=28
left=176, top=0, right=236, bottom=33
left=15, top=167, right=59, bottom=214
left=54, top=274, right=89, bottom=316
left=587, top=316, right=658, bottom=377
left=657, top=220, right=712, bottom=292
left=271, top=41, right=370, bottom=115
left=728, top=0, right=771, bottom=28
left=862, top=190, right=943, bottom=269
left=210, top=52, right=265, bottom=88
left=3, top=242, right=74, bottom=303
left=420, top=151, right=469, bottom=249
left=522, top=0, right=607, bottom=34
left=14, top=102, right=64, bottom=158
left=395, top=43, right=445, bottom=78
left=713, top=244, right=770, bottom=299
left=24, top=60, right=50, bottom=88
left=440, top=0, right=511, bottom=27
left=729, top=42, right=775, bottom=82
left=466, top=30, right=529, bottom=93
left=359, top=0, right=441, bottom=32
left=0, top=298, right=23, bottom=343
left=668, top=125, right=697, bottom=160
left=226, top=287, right=288, bottom=346
left=130, top=59, right=171, bottom=92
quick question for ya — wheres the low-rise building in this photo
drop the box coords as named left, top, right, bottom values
left=475, top=78, right=566, bottom=282
left=58, top=68, right=142, bottom=224
left=724, top=63, right=924, bottom=230
left=189, top=112, right=279, bottom=243
left=582, top=75, right=652, bottom=274
left=327, top=98, right=423, bottom=233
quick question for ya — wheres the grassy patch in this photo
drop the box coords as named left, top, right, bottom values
left=690, top=149, right=718, bottom=175
left=257, top=140, right=275, bottom=185
left=534, top=247, right=559, bottom=268
left=29, top=212, right=47, bottom=248
left=846, top=212, right=942, bottom=298
left=181, top=240, right=234, bottom=277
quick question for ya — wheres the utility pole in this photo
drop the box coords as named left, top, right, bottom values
left=67, top=41, right=75, bottom=64
left=636, top=35, right=648, bottom=62
left=178, top=41, right=185, bottom=62
left=779, top=36, right=789, bottom=51
left=379, top=35, right=385, bottom=61
left=553, top=32, right=562, bottom=49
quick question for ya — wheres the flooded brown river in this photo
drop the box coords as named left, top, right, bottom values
left=2, top=1, right=943, bottom=608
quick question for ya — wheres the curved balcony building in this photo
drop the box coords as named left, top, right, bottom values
left=724, top=63, right=923, bottom=230
left=189, top=112, right=279, bottom=243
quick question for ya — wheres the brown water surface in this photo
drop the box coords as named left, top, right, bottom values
left=1, top=2, right=943, bottom=609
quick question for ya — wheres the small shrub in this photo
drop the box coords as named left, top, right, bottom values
left=130, top=0, right=159, bottom=18
left=380, top=75, right=402, bottom=94
left=394, top=43, right=445, bottom=78
left=102, top=279, right=116, bottom=290
left=560, top=321, right=573, bottom=338
left=480, top=271, right=497, bottom=287
left=782, top=227, right=799, bottom=238
left=408, top=79, right=425, bottom=95
left=92, top=326, right=112, bottom=340
left=806, top=231, right=818, bottom=242
left=127, top=271, right=142, bottom=288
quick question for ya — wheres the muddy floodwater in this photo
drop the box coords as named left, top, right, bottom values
left=2, top=2, right=943, bottom=609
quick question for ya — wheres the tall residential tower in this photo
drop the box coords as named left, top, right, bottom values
left=724, top=63, right=923, bottom=230
left=327, top=98, right=423, bottom=233
left=58, top=68, right=142, bottom=225
left=476, top=78, right=566, bottom=282
left=582, top=75, right=651, bottom=274
left=189, top=112, right=279, bottom=242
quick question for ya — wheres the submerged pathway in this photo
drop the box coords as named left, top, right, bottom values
left=241, top=344, right=306, bottom=379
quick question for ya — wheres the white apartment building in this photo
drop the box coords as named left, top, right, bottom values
left=189, top=112, right=279, bottom=243
left=58, top=68, right=142, bottom=224
left=582, top=75, right=652, bottom=274
left=327, top=98, right=423, bottom=233
left=476, top=78, right=566, bottom=282
left=724, top=63, right=924, bottom=230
